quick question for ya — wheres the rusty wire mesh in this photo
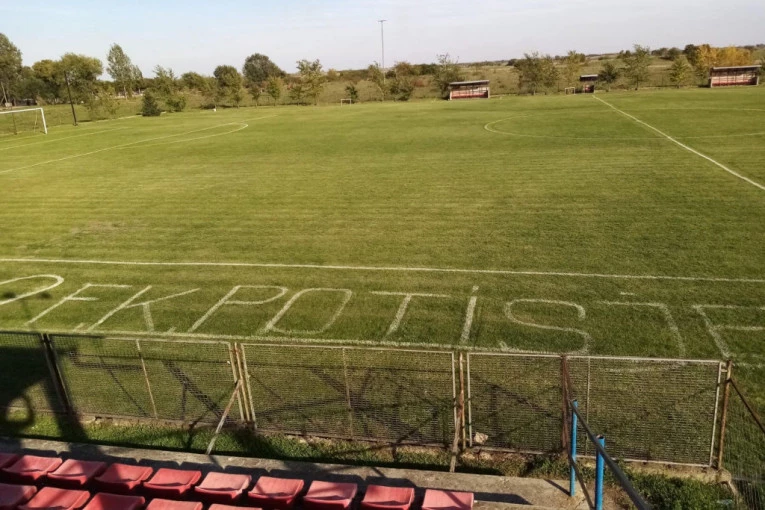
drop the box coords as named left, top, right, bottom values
left=567, top=356, right=722, bottom=465
left=724, top=380, right=765, bottom=510
left=242, top=344, right=456, bottom=444
left=50, top=335, right=241, bottom=424
left=0, top=331, right=62, bottom=413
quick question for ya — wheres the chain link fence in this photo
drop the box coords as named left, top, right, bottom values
left=566, top=356, right=723, bottom=465
left=242, top=344, right=456, bottom=444
left=0, top=330, right=745, bottom=468
left=722, top=379, right=765, bottom=510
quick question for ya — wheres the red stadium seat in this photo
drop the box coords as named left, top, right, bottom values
left=47, top=460, right=107, bottom=488
left=0, top=482, right=36, bottom=510
left=18, top=487, right=90, bottom=510
left=303, top=481, right=358, bottom=510
left=145, top=499, right=203, bottom=510
left=142, top=468, right=202, bottom=498
left=193, top=472, right=251, bottom=503
left=0, top=454, right=18, bottom=470
left=2, top=455, right=63, bottom=484
left=82, top=493, right=145, bottom=510
left=361, top=485, right=415, bottom=510
left=247, top=476, right=304, bottom=509
left=94, top=464, right=153, bottom=494
left=421, top=490, right=474, bottom=510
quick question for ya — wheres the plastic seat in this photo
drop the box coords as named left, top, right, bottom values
left=82, top=493, right=145, bottom=510
left=0, top=482, right=36, bottom=510
left=18, top=487, right=90, bottom=510
left=142, top=468, right=202, bottom=498
left=421, top=490, right=474, bottom=510
left=47, top=460, right=107, bottom=488
left=145, top=499, right=203, bottom=510
left=303, top=481, right=358, bottom=510
left=2, top=455, right=63, bottom=484
left=0, top=454, right=18, bottom=470
left=361, top=485, right=415, bottom=510
left=193, top=472, right=251, bottom=503
left=247, top=476, right=304, bottom=509
left=94, top=463, right=153, bottom=494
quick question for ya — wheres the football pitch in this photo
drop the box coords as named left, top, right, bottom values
left=1, top=88, right=764, bottom=395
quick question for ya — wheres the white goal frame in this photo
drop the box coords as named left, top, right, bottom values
left=340, top=98, right=353, bottom=106
left=564, top=87, right=576, bottom=95
left=0, top=107, right=48, bottom=135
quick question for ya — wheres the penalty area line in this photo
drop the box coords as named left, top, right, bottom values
left=1, top=257, right=765, bottom=283
left=593, top=96, right=765, bottom=192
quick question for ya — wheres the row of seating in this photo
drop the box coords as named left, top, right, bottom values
left=0, top=453, right=474, bottom=510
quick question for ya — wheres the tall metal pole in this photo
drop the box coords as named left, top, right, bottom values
left=65, top=72, right=78, bottom=126
left=378, top=19, right=387, bottom=83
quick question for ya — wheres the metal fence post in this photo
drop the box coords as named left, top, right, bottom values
left=595, top=435, right=605, bottom=510
left=40, top=333, right=72, bottom=415
left=570, top=400, right=578, bottom=497
left=341, top=348, right=354, bottom=438
left=716, top=359, right=733, bottom=470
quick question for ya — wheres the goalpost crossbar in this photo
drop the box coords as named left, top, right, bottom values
left=0, top=107, right=48, bottom=135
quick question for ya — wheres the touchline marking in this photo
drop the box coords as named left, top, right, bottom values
left=3, top=257, right=763, bottom=283
left=593, top=96, right=765, bottom=192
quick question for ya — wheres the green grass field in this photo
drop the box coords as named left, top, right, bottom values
left=1, top=88, right=764, bottom=401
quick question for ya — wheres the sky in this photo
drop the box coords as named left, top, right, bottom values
left=2, top=0, right=764, bottom=77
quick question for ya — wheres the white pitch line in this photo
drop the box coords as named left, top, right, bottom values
left=1, top=257, right=765, bottom=283
left=593, top=95, right=765, bottom=192
left=0, top=127, right=129, bottom=152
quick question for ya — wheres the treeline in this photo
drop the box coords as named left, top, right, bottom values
left=0, top=31, right=762, bottom=118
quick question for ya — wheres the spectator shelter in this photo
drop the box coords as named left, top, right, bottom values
left=708, top=66, right=761, bottom=87
left=579, top=75, right=598, bottom=93
left=448, top=80, right=490, bottom=100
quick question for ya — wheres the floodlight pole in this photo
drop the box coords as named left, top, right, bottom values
left=378, top=19, right=387, bottom=83
left=65, top=72, right=78, bottom=126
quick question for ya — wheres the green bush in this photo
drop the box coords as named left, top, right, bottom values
left=141, top=91, right=162, bottom=117
left=165, top=93, right=187, bottom=112
left=630, top=473, right=732, bottom=510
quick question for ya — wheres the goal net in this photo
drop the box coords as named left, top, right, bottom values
left=0, top=108, right=48, bottom=137
left=564, top=87, right=576, bottom=95
left=340, top=98, right=353, bottom=105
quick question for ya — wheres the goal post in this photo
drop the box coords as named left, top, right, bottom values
left=340, top=98, right=353, bottom=106
left=564, top=87, right=576, bottom=95
left=0, top=107, right=48, bottom=136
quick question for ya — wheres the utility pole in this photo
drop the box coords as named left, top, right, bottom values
left=64, top=72, right=78, bottom=126
left=378, top=19, right=387, bottom=83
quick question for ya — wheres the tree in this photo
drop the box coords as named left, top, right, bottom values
left=597, top=61, right=621, bottom=91
left=106, top=43, right=136, bottom=97
left=266, top=76, right=283, bottom=105
left=288, top=81, right=306, bottom=104
left=247, top=82, right=261, bottom=106
left=563, top=50, right=585, bottom=87
left=432, top=54, right=463, bottom=99
left=344, top=83, right=358, bottom=103
left=296, top=59, right=326, bottom=105
left=516, top=52, right=558, bottom=95
left=0, top=33, right=22, bottom=103
left=683, top=44, right=701, bottom=69
left=620, top=45, right=651, bottom=89
left=668, top=56, right=692, bottom=88
left=367, top=62, right=386, bottom=100
left=29, top=59, right=61, bottom=103
left=242, top=53, right=284, bottom=87
left=57, top=53, right=103, bottom=102
left=151, top=65, right=185, bottom=111
left=142, top=90, right=162, bottom=116
left=389, top=62, right=416, bottom=101
left=213, top=65, right=244, bottom=107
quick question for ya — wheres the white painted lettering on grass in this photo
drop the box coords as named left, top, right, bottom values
left=593, top=96, right=765, bottom=192
left=504, top=299, right=591, bottom=353
left=89, top=286, right=199, bottom=332
left=264, top=288, right=353, bottom=335
left=0, top=275, right=64, bottom=307
left=460, top=286, right=480, bottom=344
left=2, top=257, right=764, bottom=283
left=188, top=285, right=288, bottom=333
left=693, top=304, right=765, bottom=358
left=600, top=301, right=685, bottom=357
left=26, top=283, right=131, bottom=325
left=371, top=291, right=450, bottom=337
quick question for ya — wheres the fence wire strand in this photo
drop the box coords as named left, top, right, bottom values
left=724, top=380, right=765, bottom=510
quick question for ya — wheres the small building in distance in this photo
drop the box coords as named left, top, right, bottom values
left=448, top=80, right=490, bottom=100
left=579, top=75, right=598, bottom=93
left=708, top=66, right=761, bottom=87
